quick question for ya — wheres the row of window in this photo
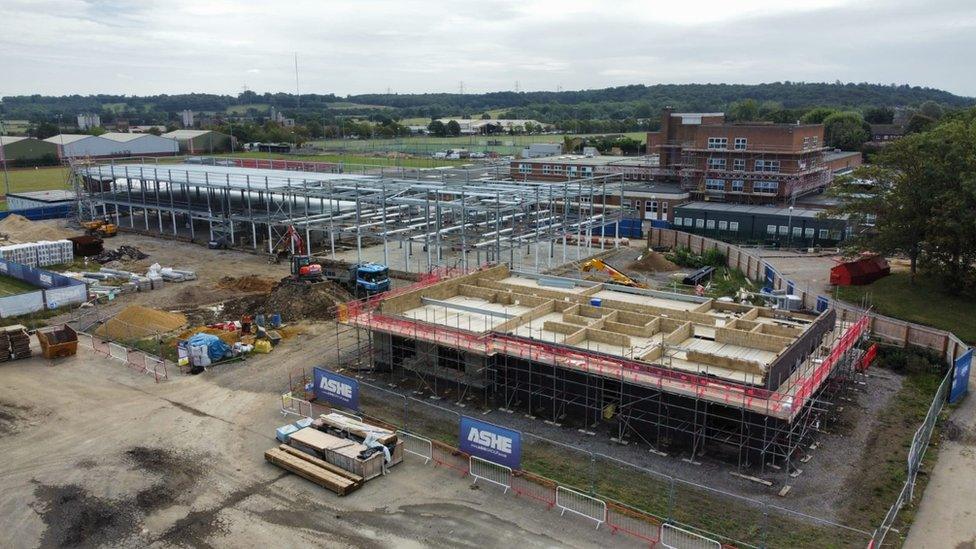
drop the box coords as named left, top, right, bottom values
left=518, top=164, right=595, bottom=176
left=705, top=158, right=781, bottom=173
left=801, top=136, right=821, bottom=149
left=673, top=217, right=841, bottom=240
left=621, top=200, right=669, bottom=214
left=707, top=137, right=749, bottom=150
left=704, top=179, right=778, bottom=193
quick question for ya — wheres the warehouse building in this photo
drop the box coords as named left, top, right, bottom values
left=100, top=133, right=179, bottom=156
left=5, top=190, right=76, bottom=210
left=0, top=136, right=60, bottom=167
left=672, top=202, right=850, bottom=247
left=162, top=129, right=234, bottom=154
left=45, top=134, right=115, bottom=159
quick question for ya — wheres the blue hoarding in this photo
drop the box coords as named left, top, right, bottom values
left=312, top=367, right=360, bottom=410
left=459, top=416, right=521, bottom=469
left=950, top=349, right=972, bottom=404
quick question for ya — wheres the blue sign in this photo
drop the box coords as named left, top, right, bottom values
left=786, top=280, right=796, bottom=295
left=312, top=367, right=360, bottom=410
left=459, top=416, right=522, bottom=469
left=950, top=349, right=972, bottom=404
left=816, top=295, right=830, bottom=313
left=764, top=265, right=776, bottom=288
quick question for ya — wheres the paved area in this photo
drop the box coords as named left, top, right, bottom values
left=903, top=368, right=976, bottom=548
left=0, top=343, right=638, bottom=548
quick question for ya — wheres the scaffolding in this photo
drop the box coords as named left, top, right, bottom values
left=335, top=267, right=870, bottom=476
left=70, top=158, right=632, bottom=273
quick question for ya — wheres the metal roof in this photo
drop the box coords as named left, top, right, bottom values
left=78, top=162, right=377, bottom=189
left=44, top=134, right=100, bottom=145
left=162, top=130, right=222, bottom=139
left=0, top=136, right=29, bottom=146
left=675, top=201, right=839, bottom=219
left=101, top=132, right=172, bottom=143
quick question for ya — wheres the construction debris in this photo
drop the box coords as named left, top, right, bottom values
left=629, top=250, right=679, bottom=273
left=93, top=245, right=148, bottom=264
left=216, top=275, right=277, bottom=293
left=221, top=280, right=348, bottom=322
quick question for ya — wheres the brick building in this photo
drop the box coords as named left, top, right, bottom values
left=646, top=108, right=831, bottom=203
left=510, top=154, right=659, bottom=183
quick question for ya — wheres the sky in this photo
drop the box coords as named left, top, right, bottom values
left=1, top=0, right=974, bottom=98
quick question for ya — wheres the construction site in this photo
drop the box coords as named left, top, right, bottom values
left=0, top=156, right=936, bottom=548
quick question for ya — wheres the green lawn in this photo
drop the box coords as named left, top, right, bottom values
left=218, top=151, right=466, bottom=169
left=308, top=131, right=647, bottom=156
left=0, top=274, right=39, bottom=296
left=1, top=166, right=71, bottom=194
left=836, top=271, right=976, bottom=344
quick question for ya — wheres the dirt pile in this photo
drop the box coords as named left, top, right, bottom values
left=94, top=305, right=187, bottom=340
left=0, top=214, right=77, bottom=244
left=221, top=281, right=350, bottom=322
left=216, top=275, right=278, bottom=293
left=629, top=250, right=678, bottom=273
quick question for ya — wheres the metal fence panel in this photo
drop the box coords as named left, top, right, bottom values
left=607, top=503, right=661, bottom=545
left=511, top=471, right=556, bottom=508
left=76, top=332, right=94, bottom=350
left=0, top=291, right=45, bottom=318
left=469, top=455, right=511, bottom=493
left=108, top=342, right=128, bottom=362
left=397, top=430, right=432, bottom=464
left=661, top=523, right=721, bottom=549
left=556, top=486, right=606, bottom=529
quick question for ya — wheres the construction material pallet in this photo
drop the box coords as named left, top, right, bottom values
left=288, top=427, right=386, bottom=480
left=265, top=445, right=363, bottom=496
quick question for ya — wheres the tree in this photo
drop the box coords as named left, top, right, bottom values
left=822, top=111, right=870, bottom=150
left=800, top=107, right=838, bottom=124
left=147, top=127, right=162, bottom=136
left=481, top=112, right=491, bottom=119
left=728, top=99, right=760, bottom=122
left=30, top=121, right=59, bottom=139
left=863, top=106, right=894, bottom=124
left=918, top=100, right=944, bottom=121
left=446, top=119, right=461, bottom=137
left=829, top=110, right=976, bottom=292
left=427, top=120, right=447, bottom=137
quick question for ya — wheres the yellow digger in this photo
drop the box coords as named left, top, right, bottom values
left=81, top=219, right=118, bottom=238
left=580, top=258, right=647, bottom=289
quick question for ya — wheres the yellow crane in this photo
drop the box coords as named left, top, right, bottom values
left=580, top=258, right=647, bottom=289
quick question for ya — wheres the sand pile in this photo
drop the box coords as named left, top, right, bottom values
left=629, top=250, right=678, bottom=273
left=216, top=275, right=278, bottom=293
left=0, top=214, right=77, bottom=244
left=95, top=305, right=187, bottom=340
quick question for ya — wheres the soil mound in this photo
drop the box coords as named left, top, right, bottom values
left=629, top=250, right=678, bottom=273
left=216, top=275, right=277, bottom=293
left=221, top=281, right=351, bottom=322
left=95, top=305, right=187, bottom=340
left=0, top=214, right=76, bottom=244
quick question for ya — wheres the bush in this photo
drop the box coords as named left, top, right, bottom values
left=665, top=246, right=726, bottom=269
left=875, top=344, right=946, bottom=375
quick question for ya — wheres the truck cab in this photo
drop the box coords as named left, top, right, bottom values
left=354, top=263, right=390, bottom=295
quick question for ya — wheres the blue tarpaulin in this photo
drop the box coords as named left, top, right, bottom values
left=187, top=333, right=231, bottom=361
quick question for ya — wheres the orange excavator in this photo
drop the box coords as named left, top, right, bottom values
left=580, top=258, right=648, bottom=289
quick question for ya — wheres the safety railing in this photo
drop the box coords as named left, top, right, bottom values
left=280, top=393, right=314, bottom=418
left=662, top=523, right=723, bottom=549
left=396, top=430, right=433, bottom=464
left=556, top=486, right=607, bottom=530
left=469, top=455, right=512, bottom=494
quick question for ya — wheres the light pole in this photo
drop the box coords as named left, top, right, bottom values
left=0, top=117, right=10, bottom=196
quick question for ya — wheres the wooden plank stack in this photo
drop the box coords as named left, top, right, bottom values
left=7, top=327, right=31, bottom=360
left=0, top=329, right=10, bottom=363
left=288, top=427, right=386, bottom=480
left=313, top=413, right=404, bottom=466
left=265, top=444, right=363, bottom=496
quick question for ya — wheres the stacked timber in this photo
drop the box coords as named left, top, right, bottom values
left=0, top=330, right=10, bottom=362
left=265, top=444, right=362, bottom=496
left=8, top=327, right=31, bottom=360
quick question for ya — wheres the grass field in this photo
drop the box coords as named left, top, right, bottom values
left=836, top=272, right=976, bottom=344
left=0, top=274, right=38, bottom=296
left=1, top=166, right=71, bottom=195
left=309, top=131, right=647, bottom=156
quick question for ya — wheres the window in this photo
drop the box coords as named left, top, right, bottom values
left=707, top=157, right=726, bottom=169
left=635, top=200, right=642, bottom=209
left=582, top=166, right=593, bottom=175
left=731, top=180, right=744, bottom=192
left=674, top=217, right=683, bottom=226
left=706, top=219, right=716, bottom=229
left=802, top=136, right=811, bottom=149
left=622, top=199, right=632, bottom=207
left=662, top=202, right=668, bottom=216
left=705, top=178, right=725, bottom=191
left=819, top=228, right=829, bottom=239
left=518, top=163, right=531, bottom=174
left=542, top=165, right=552, bottom=175
left=732, top=158, right=745, bottom=171
left=804, top=228, right=814, bottom=238
left=553, top=165, right=564, bottom=174
left=695, top=218, right=704, bottom=228
left=767, top=225, right=777, bottom=235
left=718, top=220, right=728, bottom=230
left=707, top=137, right=728, bottom=149
left=754, top=181, right=779, bottom=194
left=580, top=196, right=591, bottom=203
left=649, top=201, right=658, bottom=213
left=730, top=221, right=740, bottom=232
left=684, top=217, right=692, bottom=227
left=792, top=226, right=802, bottom=237
left=778, top=225, right=788, bottom=235
left=734, top=137, right=747, bottom=150
left=755, top=160, right=780, bottom=173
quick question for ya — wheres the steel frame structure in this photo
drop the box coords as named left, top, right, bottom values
left=71, top=158, right=631, bottom=272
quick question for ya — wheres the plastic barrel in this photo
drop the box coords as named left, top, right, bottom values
left=256, top=314, right=265, bottom=327
left=270, top=313, right=281, bottom=327
left=590, top=298, right=602, bottom=307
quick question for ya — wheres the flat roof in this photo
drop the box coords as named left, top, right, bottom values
left=824, top=150, right=861, bottom=161
left=675, top=201, right=841, bottom=220
left=76, top=162, right=377, bottom=189
left=378, top=265, right=821, bottom=387
left=7, top=189, right=76, bottom=202
left=162, top=129, right=222, bottom=139
left=519, top=154, right=658, bottom=167
left=622, top=182, right=686, bottom=195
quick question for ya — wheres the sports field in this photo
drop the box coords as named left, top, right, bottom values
left=0, top=274, right=38, bottom=296
left=309, top=131, right=647, bottom=156
left=1, top=166, right=71, bottom=194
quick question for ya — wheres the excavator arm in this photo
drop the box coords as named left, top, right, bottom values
left=580, top=259, right=646, bottom=288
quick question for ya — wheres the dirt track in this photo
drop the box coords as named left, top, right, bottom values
left=0, top=342, right=634, bottom=549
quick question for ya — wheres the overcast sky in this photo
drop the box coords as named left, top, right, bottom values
left=1, top=0, right=974, bottom=98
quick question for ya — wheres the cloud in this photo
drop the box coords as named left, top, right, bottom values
left=0, top=0, right=973, bottom=97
